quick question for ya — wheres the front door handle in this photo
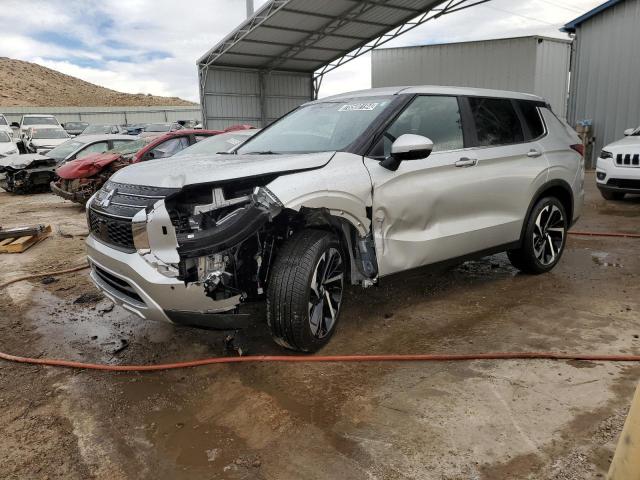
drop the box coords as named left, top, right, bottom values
left=527, top=149, right=542, bottom=158
left=455, top=157, right=477, bottom=168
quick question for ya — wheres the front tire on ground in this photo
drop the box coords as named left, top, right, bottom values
left=267, top=229, right=345, bottom=352
left=599, top=189, right=625, bottom=201
left=508, top=197, right=567, bottom=274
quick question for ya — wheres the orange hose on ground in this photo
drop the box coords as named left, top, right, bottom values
left=569, top=231, right=640, bottom=238
left=1, top=350, right=640, bottom=372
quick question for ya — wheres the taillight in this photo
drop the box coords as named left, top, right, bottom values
left=570, top=144, right=584, bottom=157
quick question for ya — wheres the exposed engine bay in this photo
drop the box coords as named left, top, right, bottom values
left=0, top=157, right=57, bottom=194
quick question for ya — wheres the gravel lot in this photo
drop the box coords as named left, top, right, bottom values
left=0, top=173, right=639, bottom=479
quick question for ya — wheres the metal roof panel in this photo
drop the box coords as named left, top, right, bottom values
left=197, top=0, right=445, bottom=70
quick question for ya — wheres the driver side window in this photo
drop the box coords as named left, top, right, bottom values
left=380, top=96, right=464, bottom=157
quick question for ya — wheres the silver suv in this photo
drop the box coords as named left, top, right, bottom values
left=85, top=86, right=584, bottom=352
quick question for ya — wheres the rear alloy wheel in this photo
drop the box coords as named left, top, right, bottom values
left=508, top=197, right=567, bottom=274
left=267, top=229, right=345, bottom=352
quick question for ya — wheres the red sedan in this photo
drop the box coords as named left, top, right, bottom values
left=51, top=126, right=252, bottom=204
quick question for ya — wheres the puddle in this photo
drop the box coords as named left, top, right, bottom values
left=25, top=289, right=175, bottom=362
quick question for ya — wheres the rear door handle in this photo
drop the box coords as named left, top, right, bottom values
left=455, top=157, right=477, bottom=168
left=527, top=149, right=542, bottom=158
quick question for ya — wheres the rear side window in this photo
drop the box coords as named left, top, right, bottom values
left=384, top=95, right=464, bottom=154
left=76, top=142, right=108, bottom=159
left=149, top=136, right=190, bottom=159
left=518, top=101, right=545, bottom=139
left=468, top=97, right=524, bottom=146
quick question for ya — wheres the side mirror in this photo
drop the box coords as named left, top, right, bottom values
left=624, top=128, right=635, bottom=136
left=380, top=134, right=434, bottom=171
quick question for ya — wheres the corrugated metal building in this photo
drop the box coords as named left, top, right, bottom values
left=0, top=105, right=201, bottom=126
left=371, top=36, right=572, bottom=116
left=197, top=0, right=491, bottom=130
left=563, top=0, right=640, bottom=167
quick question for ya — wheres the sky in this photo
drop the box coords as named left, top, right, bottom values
left=0, top=0, right=603, bottom=101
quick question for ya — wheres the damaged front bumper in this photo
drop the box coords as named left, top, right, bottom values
left=50, top=180, right=91, bottom=203
left=86, top=234, right=251, bottom=328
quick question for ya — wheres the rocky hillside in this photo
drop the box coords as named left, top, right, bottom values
left=0, top=57, right=196, bottom=107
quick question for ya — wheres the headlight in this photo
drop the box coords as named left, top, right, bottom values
left=252, top=186, right=283, bottom=216
left=131, top=209, right=150, bottom=253
left=600, top=150, right=613, bottom=159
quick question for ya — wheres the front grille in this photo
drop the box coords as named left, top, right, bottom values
left=89, top=210, right=135, bottom=250
left=88, top=182, right=180, bottom=251
left=94, top=266, right=144, bottom=305
left=607, top=178, right=640, bottom=190
left=616, top=153, right=640, bottom=167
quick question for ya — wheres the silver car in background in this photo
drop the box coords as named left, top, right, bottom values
left=85, top=86, right=584, bottom=352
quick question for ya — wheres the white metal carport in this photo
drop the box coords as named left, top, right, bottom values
left=197, top=0, right=489, bottom=129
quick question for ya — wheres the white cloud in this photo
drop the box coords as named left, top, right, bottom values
left=0, top=0, right=602, bottom=103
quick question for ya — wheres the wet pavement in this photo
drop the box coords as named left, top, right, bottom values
left=0, top=173, right=639, bottom=479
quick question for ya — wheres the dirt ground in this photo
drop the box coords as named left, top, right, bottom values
left=0, top=172, right=639, bottom=480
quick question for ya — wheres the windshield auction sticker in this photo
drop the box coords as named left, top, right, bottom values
left=338, top=103, right=379, bottom=112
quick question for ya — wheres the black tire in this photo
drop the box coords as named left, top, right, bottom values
left=599, top=189, right=625, bottom=201
left=508, top=197, right=567, bottom=274
left=267, top=229, right=345, bottom=352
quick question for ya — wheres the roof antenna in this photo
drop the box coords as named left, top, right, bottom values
left=246, top=0, right=254, bottom=18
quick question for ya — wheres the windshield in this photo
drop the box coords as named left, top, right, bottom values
left=176, top=131, right=257, bottom=156
left=0, top=116, right=7, bottom=126
left=47, top=139, right=84, bottom=161
left=23, top=116, right=58, bottom=126
left=65, top=122, right=87, bottom=130
left=0, top=131, right=10, bottom=142
left=106, top=137, right=151, bottom=155
left=237, top=97, right=395, bottom=154
left=145, top=124, right=171, bottom=132
left=31, top=128, right=69, bottom=139
left=83, top=124, right=115, bottom=134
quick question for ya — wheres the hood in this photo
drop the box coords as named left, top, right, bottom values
left=56, top=152, right=123, bottom=179
left=605, top=136, right=640, bottom=151
left=0, top=153, right=54, bottom=170
left=110, top=151, right=336, bottom=188
left=30, top=138, right=68, bottom=148
left=0, top=142, right=19, bottom=155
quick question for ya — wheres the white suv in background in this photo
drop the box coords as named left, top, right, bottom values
left=596, top=126, right=640, bottom=200
left=18, top=114, right=62, bottom=144
left=85, top=86, right=584, bottom=352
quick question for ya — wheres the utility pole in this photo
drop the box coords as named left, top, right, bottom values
left=246, top=0, right=254, bottom=18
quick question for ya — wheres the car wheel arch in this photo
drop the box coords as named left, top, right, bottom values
left=519, top=179, right=574, bottom=243
left=290, top=207, right=374, bottom=285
